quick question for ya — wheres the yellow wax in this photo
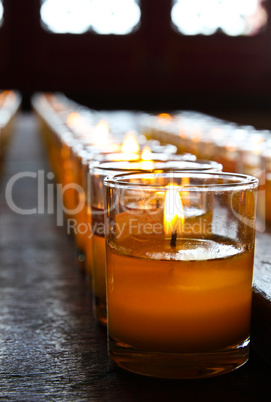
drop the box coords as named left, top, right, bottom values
left=107, top=238, right=254, bottom=353
left=84, top=203, right=93, bottom=276
left=215, top=156, right=237, bottom=173
left=61, top=168, right=77, bottom=219
left=63, top=186, right=76, bottom=216
left=85, top=234, right=93, bottom=277
left=92, top=233, right=106, bottom=301
left=91, top=206, right=212, bottom=323
left=74, top=204, right=89, bottom=254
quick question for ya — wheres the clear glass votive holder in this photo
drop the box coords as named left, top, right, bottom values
left=90, top=159, right=222, bottom=325
left=260, top=147, right=271, bottom=225
left=104, top=171, right=258, bottom=379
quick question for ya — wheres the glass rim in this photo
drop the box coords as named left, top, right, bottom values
left=104, top=171, right=259, bottom=192
left=91, top=158, right=223, bottom=174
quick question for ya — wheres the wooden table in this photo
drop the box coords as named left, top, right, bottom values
left=0, top=113, right=271, bottom=401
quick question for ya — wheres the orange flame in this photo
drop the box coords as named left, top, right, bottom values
left=121, top=131, right=140, bottom=154
left=158, top=113, right=172, bottom=125
left=140, top=145, right=154, bottom=170
left=66, top=112, right=83, bottom=129
left=141, top=145, right=152, bottom=160
left=163, top=185, right=184, bottom=236
left=91, top=120, right=110, bottom=146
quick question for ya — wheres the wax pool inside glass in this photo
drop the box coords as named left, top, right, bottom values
left=106, top=211, right=254, bottom=354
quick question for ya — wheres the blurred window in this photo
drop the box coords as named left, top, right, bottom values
left=0, top=1, right=3, bottom=27
left=171, top=0, right=268, bottom=36
left=40, top=0, right=141, bottom=35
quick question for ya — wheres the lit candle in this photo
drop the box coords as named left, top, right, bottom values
left=65, top=126, right=141, bottom=270
left=104, top=171, right=258, bottom=379
left=163, top=184, right=184, bottom=246
left=90, top=160, right=222, bottom=325
left=78, top=132, right=143, bottom=274
left=0, top=90, right=21, bottom=175
left=261, top=146, right=271, bottom=224
left=69, top=127, right=198, bottom=267
left=121, top=130, right=140, bottom=154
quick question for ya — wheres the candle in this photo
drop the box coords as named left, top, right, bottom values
left=52, top=120, right=198, bottom=269
left=0, top=91, right=21, bottom=161
left=104, top=171, right=258, bottom=379
left=261, top=147, right=271, bottom=225
left=69, top=128, right=148, bottom=267
left=77, top=149, right=146, bottom=274
left=239, top=133, right=269, bottom=176
left=238, top=134, right=270, bottom=232
left=121, top=131, right=140, bottom=154
left=65, top=127, right=141, bottom=269
left=90, top=160, right=222, bottom=325
left=70, top=129, right=141, bottom=272
left=214, top=140, right=241, bottom=173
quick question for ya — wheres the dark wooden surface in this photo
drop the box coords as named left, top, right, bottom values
left=1, top=113, right=271, bottom=401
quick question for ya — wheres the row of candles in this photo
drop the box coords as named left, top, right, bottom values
left=0, top=90, right=22, bottom=176
left=140, top=111, right=271, bottom=226
left=32, top=92, right=258, bottom=379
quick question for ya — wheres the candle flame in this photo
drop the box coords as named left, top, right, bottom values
left=139, top=145, right=154, bottom=169
left=121, top=131, right=140, bottom=154
left=66, top=112, right=83, bottom=129
left=181, top=177, right=190, bottom=198
left=181, top=177, right=190, bottom=186
left=253, top=146, right=262, bottom=155
left=91, top=120, right=110, bottom=146
left=163, top=185, right=184, bottom=237
left=158, top=113, right=172, bottom=125
left=141, top=146, right=152, bottom=160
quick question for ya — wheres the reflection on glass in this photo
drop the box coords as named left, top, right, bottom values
left=171, top=0, right=268, bottom=36
left=40, top=0, right=141, bottom=35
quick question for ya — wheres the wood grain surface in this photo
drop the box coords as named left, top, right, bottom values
left=0, top=114, right=271, bottom=401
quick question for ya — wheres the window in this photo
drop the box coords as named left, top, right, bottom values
left=40, top=0, right=92, bottom=34
left=40, top=0, right=141, bottom=35
left=1, top=0, right=271, bottom=110
left=0, top=1, right=3, bottom=27
left=171, top=0, right=268, bottom=36
left=88, top=0, right=141, bottom=35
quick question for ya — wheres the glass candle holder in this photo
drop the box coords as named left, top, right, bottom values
left=104, top=171, right=258, bottom=379
left=90, top=159, right=223, bottom=325
left=238, top=133, right=269, bottom=176
left=238, top=135, right=269, bottom=232
left=75, top=148, right=189, bottom=275
left=261, top=147, right=271, bottom=225
left=73, top=148, right=142, bottom=275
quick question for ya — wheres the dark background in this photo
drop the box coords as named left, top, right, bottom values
left=1, top=0, right=271, bottom=127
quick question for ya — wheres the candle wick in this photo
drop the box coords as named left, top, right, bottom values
left=170, top=230, right=177, bottom=247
